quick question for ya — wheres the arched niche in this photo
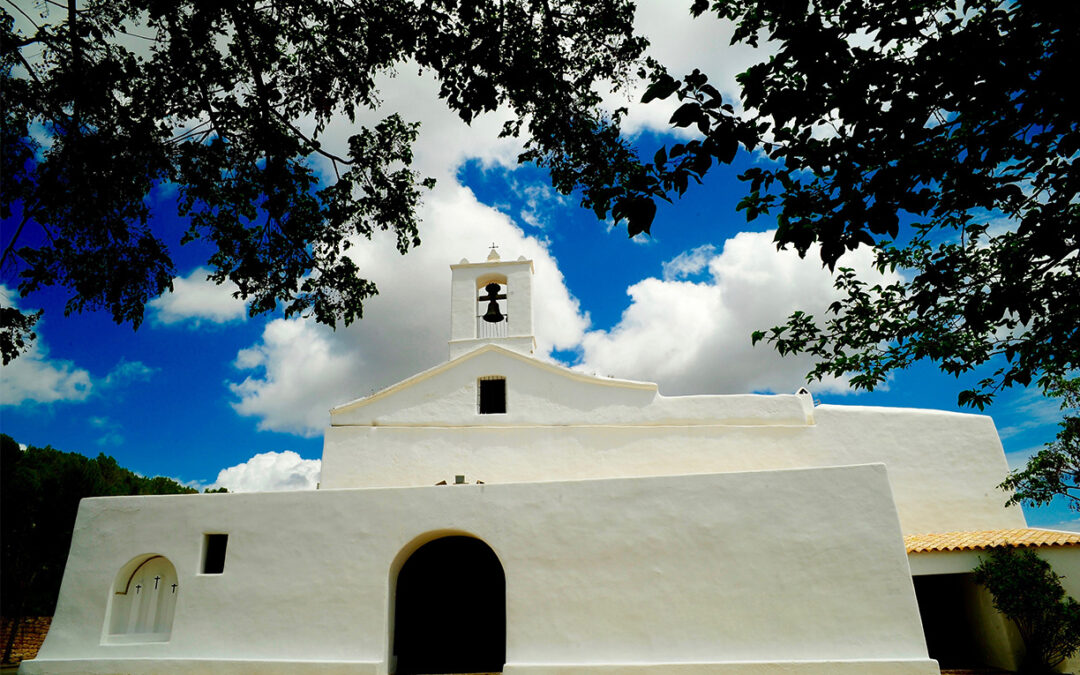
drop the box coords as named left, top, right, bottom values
left=390, top=534, right=506, bottom=674
left=104, top=554, right=179, bottom=643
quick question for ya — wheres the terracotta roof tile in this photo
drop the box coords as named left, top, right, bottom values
left=905, top=528, right=1080, bottom=554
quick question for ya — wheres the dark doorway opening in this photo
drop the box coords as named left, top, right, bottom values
left=393, top=536, right=506, bottom=674
left=912, top=573, right=985, bottom=669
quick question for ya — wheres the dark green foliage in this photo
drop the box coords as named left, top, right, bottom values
left=974, top=547, right=1080, bottom=673
left=539, top=61, right=751, bottom=239
left=654, top=0, right=1079, bottom=413
left=1, top=0, right=645, bottom=348
left=589, top=0, right=1078, bottom=505
left=0, top=434, right=196, bottom=620
left=0, top=304, right=39, bottom=365
left=1002, top=379, right=1080, bottom=512
left=563, top=0, right=1079, bottom=419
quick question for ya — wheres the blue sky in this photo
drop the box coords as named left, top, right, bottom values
left=2, top=2, right=1076, bottom=529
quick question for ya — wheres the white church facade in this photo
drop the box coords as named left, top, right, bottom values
left=23, top=251, right=1080, bottom=674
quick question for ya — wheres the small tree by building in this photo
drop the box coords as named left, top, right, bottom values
left=973, top=547, right=1080, bottom=673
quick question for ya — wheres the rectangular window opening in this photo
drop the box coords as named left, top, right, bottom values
left=478, top=377, right=506, bottom=415
left=202, top=534, right=228, bottom=574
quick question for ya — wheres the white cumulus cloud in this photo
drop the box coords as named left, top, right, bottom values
left=662, top=244, right=717, bottom=281
left=227, top=182, right=589, bottom=436
left=102, top=359, right=156, bottom=388
left=1, top=351, right=157, bottom=407
left=229, top=318, right=363, bottom=436
left=514, top=180, right=569, bottom=230
left=577, top=230, right=901, bottom=395
left=605, top=3, right=775, bottom=136
left=1, top=284, right=92, bottom=405
left=148, top=267, right=247, bottom=326
left=211, top=450, right=321, bottom=492
left=1, top=341, right=93, bottom=406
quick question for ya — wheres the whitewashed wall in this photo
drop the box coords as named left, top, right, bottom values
left=330, top=346, right=811, bottom=427
left=322, top=349, right=1022, bottom=534
left=28, top=465, right=936, bottom=674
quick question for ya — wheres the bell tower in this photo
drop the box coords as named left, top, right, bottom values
left=449, top=246, right=535, bottom=360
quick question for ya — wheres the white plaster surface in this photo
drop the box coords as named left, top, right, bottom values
left=19, top=660, right=380, bottom=674
left=323, top=347, right=1022, bottom=534
left=27, top=465, right=934, bottom=674
left=502, top=664, right=937, bottom=675
left=964, top=574, right=1024, bottom=672
left=331, top=345, right=809, bottom=427
left=21, top=660, right=939, bottom=675
left=909, top=548, right=1080, bottom=592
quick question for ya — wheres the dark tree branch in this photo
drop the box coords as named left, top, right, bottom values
left=0, top=215, right=30, bottom=270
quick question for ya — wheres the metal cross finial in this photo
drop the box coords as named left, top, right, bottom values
left=135, top=584, right=142, bottom=594
left=171, top=583, right=178, bottom=594
left=154, top=575, right=161, bottom=589
left=489, top=242, right=498, bottom=252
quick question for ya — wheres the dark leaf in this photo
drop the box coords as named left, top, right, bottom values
left=669, top=102, right=703, bottom=128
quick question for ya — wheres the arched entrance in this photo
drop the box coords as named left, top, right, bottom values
left=393, top=536, right=506, bottom=674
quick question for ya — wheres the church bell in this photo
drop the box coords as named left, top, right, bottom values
left=481, top=282, right=505, bottom=323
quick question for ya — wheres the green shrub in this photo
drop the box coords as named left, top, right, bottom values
left=974, top=547, right=1080, bottom=673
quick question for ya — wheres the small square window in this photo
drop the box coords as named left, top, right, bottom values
left=478, top=377, right=506, bottom=415
left=202, top=534, right=228, bottom=574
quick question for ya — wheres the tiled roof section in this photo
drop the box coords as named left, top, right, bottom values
left=906, top=528, right=1080, bottom=554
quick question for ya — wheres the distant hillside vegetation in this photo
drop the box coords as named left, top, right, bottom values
left=1, top=434, right=203, bottom=626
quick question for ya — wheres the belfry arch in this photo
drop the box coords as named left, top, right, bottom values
left=391, top=535, right=506, bottom=674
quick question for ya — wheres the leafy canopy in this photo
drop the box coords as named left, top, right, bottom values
left=1, top=0, right=645, bottom=363
left=5, top=1, right=1078, bottom=501
left=607, top=0, right=1079, bottom=412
